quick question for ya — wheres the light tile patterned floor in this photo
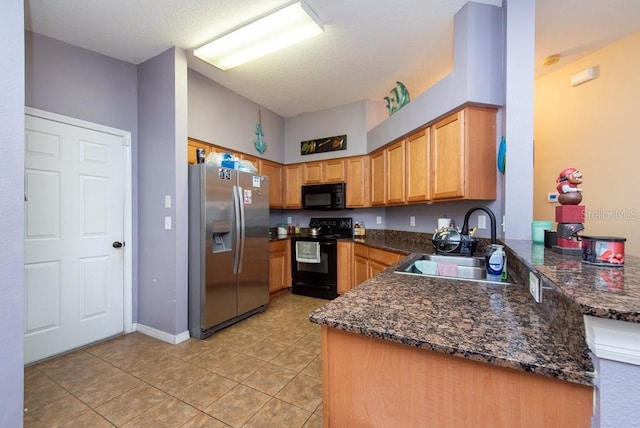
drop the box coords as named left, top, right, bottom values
left=24, top=292, right=327, bottom=428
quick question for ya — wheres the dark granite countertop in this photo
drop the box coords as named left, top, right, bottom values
left=309, top=230, right=637, bottom=386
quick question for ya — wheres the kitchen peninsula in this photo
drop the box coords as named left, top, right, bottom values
left=310, top=232, right=640, bottom=426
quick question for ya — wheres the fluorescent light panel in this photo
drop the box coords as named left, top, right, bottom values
left=194, top=1, right=323, bottom=71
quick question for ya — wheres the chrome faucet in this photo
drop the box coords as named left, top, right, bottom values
left=459, top=206, right=497, bottom=255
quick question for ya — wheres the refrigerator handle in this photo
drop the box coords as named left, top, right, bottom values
left=237, top=186, right=246, bottom=273
left=232, top=185, right=242, bottom=274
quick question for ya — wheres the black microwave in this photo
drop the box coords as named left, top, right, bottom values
left=302, top=183, right=346, bottom=210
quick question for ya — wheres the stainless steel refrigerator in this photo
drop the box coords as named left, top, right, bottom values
left=188, top=163, right=269, bottom=339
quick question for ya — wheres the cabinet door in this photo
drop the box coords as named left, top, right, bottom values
left=386, top=140, right=406, bottom=204
left=353, top=244, right=370, bottom=285
left=284, top=164, right=303, bottom=208
left=269, top=241, right=287, bottom=293
left=370, top=150, right=386, bottom=206
left=260, top=159, right=284, bottom=208
left=431, top=110, right=464, bottom=200
left=239, top=153, right=260, bottom=171
left=406, top=129, right=430, bottom=202
left=345, top=156, right=369, bottom=208
left=369, top=260, right=389, bottom=278
left=368, top=247, right=405, bottom=267
left=337, top=241, right=354, bottom=294
left=323, top=159, right=346, bottom=183
left=303, top=162, right=322, bottom=184
left=187, top=138, right=211, bottom=165
left=464, top=107, right=497, bottom=200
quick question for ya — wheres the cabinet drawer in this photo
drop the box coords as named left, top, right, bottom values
left=368, top=247, right=404, bottom=266
left=354, top=243, right=369, bottom=258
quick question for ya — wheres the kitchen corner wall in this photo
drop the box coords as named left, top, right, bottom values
left=188, top=69, right=286, bottom=163
left=534, top=31, right=640, bottom=256
left=137, top=47, right=189, bottom=336
left=1, top=0, right=25, bottom=425
left=284, top=100, right=386, bottom=164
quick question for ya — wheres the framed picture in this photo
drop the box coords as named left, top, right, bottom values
left=301, top=135, right=347, bottom=155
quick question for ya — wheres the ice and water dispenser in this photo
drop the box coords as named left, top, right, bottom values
left=211, top=220, right=232, bottom=253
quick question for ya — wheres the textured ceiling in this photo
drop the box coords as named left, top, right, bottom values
left=24, top=0, right=640, bottom=118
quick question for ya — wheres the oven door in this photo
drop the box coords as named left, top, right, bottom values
left=291, top=239, right=338, bottom=299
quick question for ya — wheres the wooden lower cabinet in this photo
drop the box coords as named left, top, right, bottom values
left=353, top=243, right=370, bottom=287
left=322, top=327, right=593, bottom=427
left=336, top=241, right=353, bottom=294
left=350, top=243, right=405, bottom=289
left=269, top=240, right=290, bottom=293
left=367, top=247, right=404, bottom=277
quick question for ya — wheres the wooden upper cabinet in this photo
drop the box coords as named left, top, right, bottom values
left=239, top=153, right=260, bottom=171
left=303, top=161, right=323, bottom=184
left=284, top=164, right=303, bottom=209
left=386, top=140, right=406, bottom=205
left=323, top=159, right=346, bottom=183
left=432, top=110, right=464, bottom=199
left=370, top=149, right=386, bottom=206
left=187, top=138, right=212, bottom=165
left=345, top=156, right=369, bottom=208
left=431, top=107, right=496, bottom=201
left=260, top=159, right=284, bottom=208
left=303, top=159, right=345, bottom=184
left=406, top=129, right=430, bottom=202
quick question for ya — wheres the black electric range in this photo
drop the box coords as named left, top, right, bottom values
left=290, top=217, right=352, bottom=299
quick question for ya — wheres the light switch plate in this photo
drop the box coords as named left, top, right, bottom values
left=376, top=216, right=382, bottom=225
left=164, top=216, right=172, bottom=230
left=164, top=195, right=171, bottom=208
left=410, top=216, right=415, bottom=226
left=478, top=215, right=486, bottom=229
left=529, top=272, right=541, bottom=303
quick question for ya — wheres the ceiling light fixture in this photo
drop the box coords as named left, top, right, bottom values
left=194, top=1, right=323, bottom=71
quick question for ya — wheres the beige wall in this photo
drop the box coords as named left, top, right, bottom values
left=534, top=31, right=640, bottom=256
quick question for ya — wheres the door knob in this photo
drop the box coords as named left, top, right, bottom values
left=112, top=241, right=124, bottom=249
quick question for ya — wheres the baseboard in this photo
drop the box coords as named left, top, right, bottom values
left=134, top=323, right=191, bottom=345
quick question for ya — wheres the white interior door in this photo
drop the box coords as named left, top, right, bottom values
left=24, top=114, right=126, bottom=364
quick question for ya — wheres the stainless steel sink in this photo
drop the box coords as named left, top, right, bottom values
left=394, top=253, right=510, bottom=284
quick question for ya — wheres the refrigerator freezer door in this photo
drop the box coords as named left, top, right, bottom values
left=202, top=165, right=238, bottom=329
left=237, top=172, right=270, bottom=314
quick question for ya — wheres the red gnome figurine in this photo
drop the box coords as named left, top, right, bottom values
left=556, top=167, right=583, bottom=205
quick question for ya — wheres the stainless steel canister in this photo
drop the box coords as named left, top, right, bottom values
left=196, top=148, right=206, bottom=164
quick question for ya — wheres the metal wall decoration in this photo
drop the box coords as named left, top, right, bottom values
left=254, top=110, right=267, bottom=154
left=301, top=135, right=347, bottom=155
left=384, top=81, right=410, bottom=116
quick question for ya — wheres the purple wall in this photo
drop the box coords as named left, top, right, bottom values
left=24, top=31, right=140, bottom=322
left=0, top=1, right=25, bottom=425
left=188, top=69, right=285, bottom=163
left=25, top=32, right=138, bottom=136
left=137, top=47, right=189, bottom=335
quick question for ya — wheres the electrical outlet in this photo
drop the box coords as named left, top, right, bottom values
left=287, top=216, right=292, bottom=224
left=478, top=215, right=486, bottom=229
left=164, top=195, right=171, bottom=208
left=529, top=272, right=541, bottom=303
left=410, top=216, right=415, bottom=226
left=164, top=216, right=172, bottom=230
left=376, top=216, right=382, bottom=225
